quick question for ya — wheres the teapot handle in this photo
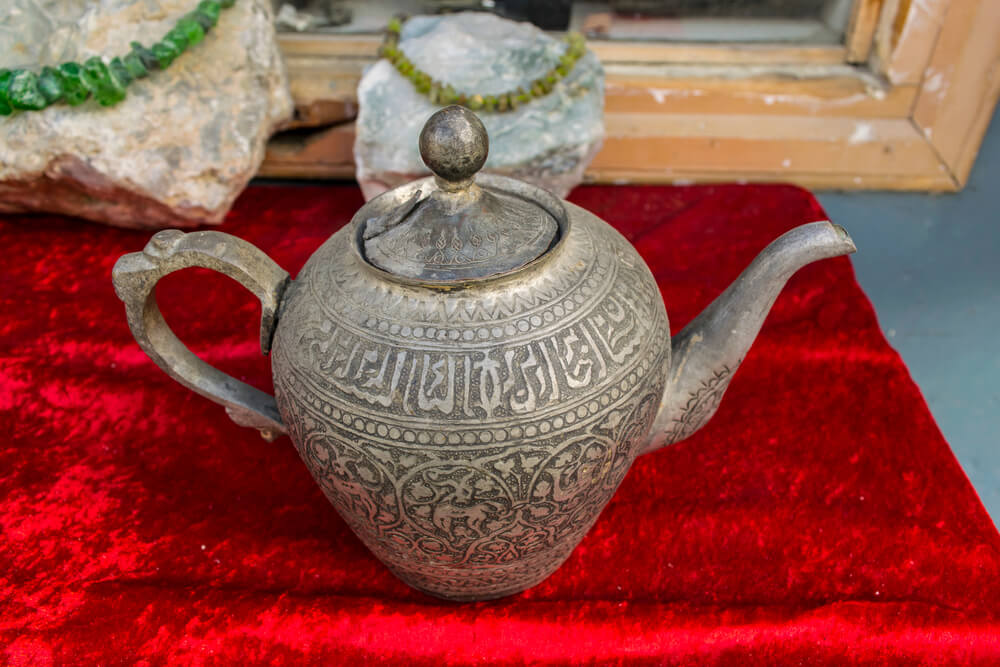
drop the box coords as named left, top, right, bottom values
left=112, top=229, right=289, bottom=442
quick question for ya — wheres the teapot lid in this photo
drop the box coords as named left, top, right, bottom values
left=361, top=106, right=561, bottom=283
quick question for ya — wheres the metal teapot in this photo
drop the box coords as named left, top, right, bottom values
left=113, top=106, right=856, bottom=601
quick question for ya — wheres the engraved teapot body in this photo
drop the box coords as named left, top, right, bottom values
left=113, top=107, right=855, bottom=600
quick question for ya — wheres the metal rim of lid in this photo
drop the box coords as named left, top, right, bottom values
left=351, top=173, right=570, bottom=289
left=356, top=106, right=566, bottom=285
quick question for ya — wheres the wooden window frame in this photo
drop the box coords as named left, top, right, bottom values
left=261, top=0, right=1000, bottom=191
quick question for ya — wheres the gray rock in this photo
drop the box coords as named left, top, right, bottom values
left=354, top=12, right=604, bottom=201
left=0, top=0, right=293, bottom=229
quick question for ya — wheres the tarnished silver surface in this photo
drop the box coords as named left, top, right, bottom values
left=419, top=105, right=489, bottom=189
left=643, top=222, right=856, bottom=454
left=113, top=108, right=857, bottom=601
left=275, top=194, right=669, bottom=600
left=365, top=107, right=559, bottom=283
left=112, top=230, right=289, bottom=441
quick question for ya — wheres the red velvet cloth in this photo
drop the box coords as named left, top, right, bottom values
left=2, top=184, right=998, bottom=665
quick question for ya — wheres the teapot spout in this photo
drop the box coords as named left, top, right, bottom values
left=642, top=221, right=856, bottom=455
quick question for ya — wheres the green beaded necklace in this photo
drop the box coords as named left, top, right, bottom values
left=378, top=16, right=588, bottom=113
left=0, top=0, right=235, bottom=116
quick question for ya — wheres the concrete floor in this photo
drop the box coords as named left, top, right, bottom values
left=818, top=106, right=1000, bottom=527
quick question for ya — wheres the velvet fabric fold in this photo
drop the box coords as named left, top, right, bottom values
left=2, top=184, right=998, bottom=665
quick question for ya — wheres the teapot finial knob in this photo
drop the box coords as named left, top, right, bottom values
left=419, top=105, right=488, bottom=191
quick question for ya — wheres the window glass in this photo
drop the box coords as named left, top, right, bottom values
left=273, top=0, right=854, bottom=45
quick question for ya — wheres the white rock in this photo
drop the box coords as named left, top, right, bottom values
left=0, top=0, right=293, bottom=229
left=354, top=12, right=605, bottom=201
